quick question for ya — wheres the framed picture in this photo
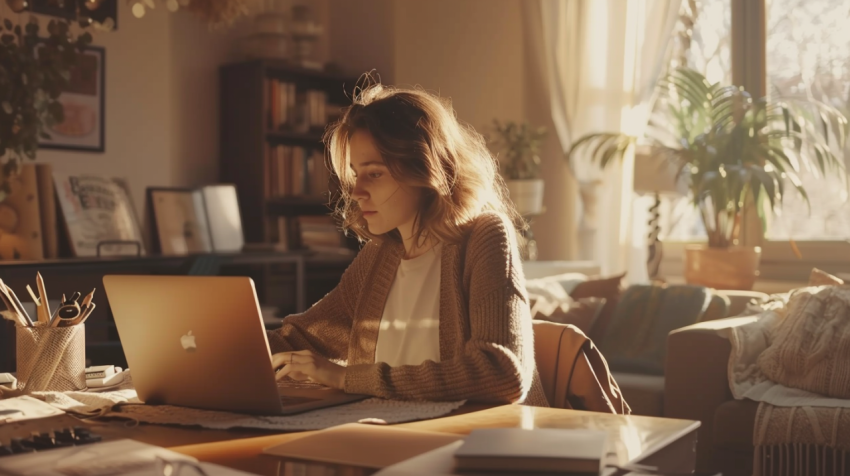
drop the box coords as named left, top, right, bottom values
left=53, top=173, right=146, bottom=257
left=147, top=187, right=213, bottom=256
left=38, top=45, right=106, bottom=152
left=29, top=0, right=76, bottom=20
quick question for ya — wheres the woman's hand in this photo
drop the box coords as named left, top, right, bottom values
left=271, top=350, right=346, bottom=389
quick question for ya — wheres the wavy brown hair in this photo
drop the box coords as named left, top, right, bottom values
left=324, top=79, right=526, bottom=245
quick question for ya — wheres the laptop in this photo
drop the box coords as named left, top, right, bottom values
left=102, top=275, right=367, bottom=415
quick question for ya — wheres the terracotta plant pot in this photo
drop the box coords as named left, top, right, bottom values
left=684, top=245, right=762, bottom=290
left=506, top=179, right=545, bottom=216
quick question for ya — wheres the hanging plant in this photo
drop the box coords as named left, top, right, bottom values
left=0, top=15, right=92, bottom=201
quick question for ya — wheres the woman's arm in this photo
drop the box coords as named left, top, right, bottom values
left=267, top=243, right=375, bottom=361
left=343, top=215, right=535, bottom=403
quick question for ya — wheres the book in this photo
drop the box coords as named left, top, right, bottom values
left=35, top=164, right=58, bottom=258
left=201, top=185, right=244, bottom=253
left=0, top=164, right=44, bottom=260
left=148, top=184, right=245, bottom=255
left=453, top=428, right=607, bottom=473
left=53, top=173, right=145, bottom=257
left=262, top=423, right=463, bottom=469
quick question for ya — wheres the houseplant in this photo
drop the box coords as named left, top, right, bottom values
left=567, top=67, right=846, bottom=289
left=490, top=119, right=548, bottom=216
left=0, top=16, right=92, bottom=202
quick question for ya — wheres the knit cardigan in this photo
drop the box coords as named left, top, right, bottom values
left=267, top=211, right=549, bottom=406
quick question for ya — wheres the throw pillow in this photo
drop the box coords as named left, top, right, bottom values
left=569, top=273, right=626, bottom=342
left=600, top=284, right=711, bottom=375
left=757, top=285, right=850, bottom=399
left=529, top=296, right=606, bottom=334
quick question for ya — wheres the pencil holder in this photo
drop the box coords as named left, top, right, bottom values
left=16, top=324, right=86, bottom=393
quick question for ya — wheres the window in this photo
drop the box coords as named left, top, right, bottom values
left=765, top=0, right=850, bottom=240
left=657, top=0, right=731, bottom=241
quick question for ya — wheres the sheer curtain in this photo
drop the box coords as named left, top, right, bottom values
left=531, top=0, right=680, bottom=280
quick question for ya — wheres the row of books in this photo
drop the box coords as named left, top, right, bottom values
left=265, top=145, right=332, bottom=198
left=268, top=215, right=346, bottom=252
left=265, top=79, right=342, bottom=133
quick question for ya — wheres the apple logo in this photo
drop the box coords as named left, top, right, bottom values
left=180, top=331, right=197, bottom=352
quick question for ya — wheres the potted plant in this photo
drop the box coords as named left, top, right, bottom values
left=567, top=67, right=846, bottom=289
left=0, top=16, right=92, bottom=202
left=490, top=120, right=548, bottom=216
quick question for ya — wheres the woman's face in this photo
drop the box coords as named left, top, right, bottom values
left=349, top=130, right=423, bottom=237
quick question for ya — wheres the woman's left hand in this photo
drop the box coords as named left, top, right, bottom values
left=271, top=350, right=346, bottom=389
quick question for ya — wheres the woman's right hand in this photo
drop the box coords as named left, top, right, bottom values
left=271, top=350, right=346, bottom=389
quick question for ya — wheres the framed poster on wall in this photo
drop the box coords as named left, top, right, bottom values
left=38, top=45, right=105, bottom=153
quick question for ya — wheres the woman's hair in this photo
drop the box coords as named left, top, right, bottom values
left=324, top=77, right=526, bottom=245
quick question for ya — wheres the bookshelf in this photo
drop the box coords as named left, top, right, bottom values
left=219, top=60, right=357, bottom=250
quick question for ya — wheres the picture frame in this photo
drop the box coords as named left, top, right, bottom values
left=38, top=45, right=106, bottom=153
left=53, top=173, right=146, bottom=257
left=147, top=187, right=214, bottom=256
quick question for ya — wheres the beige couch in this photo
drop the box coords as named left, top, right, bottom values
left=664, top=317, right=763, bottom=476
left=614, top=291, right=766, bottom=418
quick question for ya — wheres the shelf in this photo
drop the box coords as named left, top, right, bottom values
left=267, top=196, right=334, bottom=216
left=266, top=131, right=326, bottom=147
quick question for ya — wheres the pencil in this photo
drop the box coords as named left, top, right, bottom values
left=78, top=302, right=96, bottom=325
left=26, top=285, right=41, bottom=307
left=81, top=288, right=95, bottom=309
left=36, top=272, right=50, bottom=325
left=3, top=284, right=33, bottom=327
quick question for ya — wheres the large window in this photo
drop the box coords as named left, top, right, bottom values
left=765, top=0, right=850, bottom=239
left=658, top=0, right=730, bottom=241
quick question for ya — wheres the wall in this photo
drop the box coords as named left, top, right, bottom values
left=328, top=0, right=573, bottom=260
left=33, top=5, right=241, bottom=219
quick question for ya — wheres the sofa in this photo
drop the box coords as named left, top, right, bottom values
left=523, top=266, right=768, bottom=418
left=665, top=317, right=758, bottom=475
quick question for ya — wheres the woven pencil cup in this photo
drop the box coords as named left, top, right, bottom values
left=16, top=324, right=86, bottom=393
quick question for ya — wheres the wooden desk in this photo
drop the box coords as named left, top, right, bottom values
left=91, top=405, right=699, bottom=476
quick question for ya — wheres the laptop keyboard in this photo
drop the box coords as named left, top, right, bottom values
left=279, top=395, right=322, bottom=405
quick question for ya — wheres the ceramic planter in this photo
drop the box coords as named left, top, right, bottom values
left=506, top=179, right=545, bottom=216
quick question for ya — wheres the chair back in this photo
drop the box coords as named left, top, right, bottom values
left=533, top=320, right=578, bottom=408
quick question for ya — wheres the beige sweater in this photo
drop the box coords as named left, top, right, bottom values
left=267, top=212, right=548, bottom=406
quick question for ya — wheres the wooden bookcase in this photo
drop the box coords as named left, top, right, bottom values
left=219, top=60, right=358, bottom=247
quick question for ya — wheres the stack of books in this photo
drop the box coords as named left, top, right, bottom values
left=264, top=146, right=331, bottom=198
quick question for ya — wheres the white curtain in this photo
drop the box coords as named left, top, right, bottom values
left=535, top=0, right=680, bottom=280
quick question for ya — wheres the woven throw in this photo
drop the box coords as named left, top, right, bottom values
left=754, top=403, right=850, bottom=476
left=757, top=286, right=850, bottom=399
left=16, top=324, right=85, bottom=393
left=31, top=373, right=466, bottom=431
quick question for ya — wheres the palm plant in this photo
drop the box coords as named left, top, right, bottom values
left=567, top=67, right=847, bottom=248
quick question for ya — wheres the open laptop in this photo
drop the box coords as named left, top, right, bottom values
left=102, top=275, right=367, bottom=415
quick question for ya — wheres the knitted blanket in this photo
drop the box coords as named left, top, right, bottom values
left=719, top=288, right=850, bottom=476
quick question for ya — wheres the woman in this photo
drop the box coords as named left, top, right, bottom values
left=267, top=80, right=546, bottom=405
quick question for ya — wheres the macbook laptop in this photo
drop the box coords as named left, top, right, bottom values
left=103, top=275, right=367, bottom=415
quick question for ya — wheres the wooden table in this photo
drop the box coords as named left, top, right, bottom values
left=88, top=405, right=700, bottom=476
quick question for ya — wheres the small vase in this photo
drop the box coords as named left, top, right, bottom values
left=506, top=179, right=545, bottom=216
left=684, top=245, right=762, bottom=290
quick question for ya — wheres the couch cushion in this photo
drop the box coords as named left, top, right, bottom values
left=713, top=399, right=758, bottom=450
left=601, top=285, right=710, bottom=375
left=611, top=372, right=665, bottom=417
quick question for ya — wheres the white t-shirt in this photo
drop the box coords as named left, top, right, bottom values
left=374, top=244, right=442, bottom=367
